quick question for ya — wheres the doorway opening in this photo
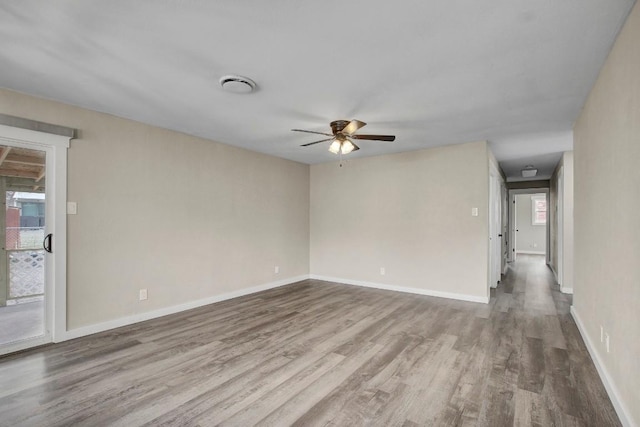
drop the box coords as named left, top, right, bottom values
left=489, top=167, right=506, bottom=291
left=0, top=145, right=47, bottom=347
left=508, top=188, right=550, bottom=266
left=515, top=193, right=547, bottom=256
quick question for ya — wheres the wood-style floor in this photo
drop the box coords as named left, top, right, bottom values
left=0, top=255, right=620, bottom=426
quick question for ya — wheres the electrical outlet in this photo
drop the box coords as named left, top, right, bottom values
left=600, top=326, right=604, bottom=342
left=605, top=333, right=610, bottom=353
left=274, top=266, right=279, bottom=274
left=380, top=267, right=386, bottom=276
left=471, top=207, right=479, bottom=217
left=139, top=289, right=148, bottom=301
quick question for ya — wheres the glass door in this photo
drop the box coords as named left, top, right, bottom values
left=0, top=144, right=48, bottom=348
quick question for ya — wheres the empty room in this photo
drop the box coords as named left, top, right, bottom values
left=0, top=1, right=638, bottom=426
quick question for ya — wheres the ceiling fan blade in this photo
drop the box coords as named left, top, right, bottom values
left=292, top=129, right=333, bottom=137
left=342, top=120, right=366, bottom=135
left=300, top=138, right=334, bottom=147
left=352, top=134, right=396, bottom=141
left=351, top=142, right=360, bottom=151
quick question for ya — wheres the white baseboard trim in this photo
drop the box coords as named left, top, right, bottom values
left=59, top=275, right=309, bottom=342
left=59, top=273, right=491, bottom=343
left=309, top=274, right=489, bottom=304
left=570, top=306, right=634, bottom=427
left=516, top=250, right=546, bottom=255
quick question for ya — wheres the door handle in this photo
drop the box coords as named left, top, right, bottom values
left=498, top=234, right=503, bottom=237
left=43, top=233, right=53, bottom=253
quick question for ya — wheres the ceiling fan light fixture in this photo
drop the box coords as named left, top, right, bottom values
left=294, top=119, right=395, bottom=156
left=521, top=165, right=538, bottom=178
left=328, top=140, right=341, bottom=154
left=340, top=139, right=356, bottom=154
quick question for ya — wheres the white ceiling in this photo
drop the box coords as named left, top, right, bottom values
left=0, top=0, right=635, bottom=178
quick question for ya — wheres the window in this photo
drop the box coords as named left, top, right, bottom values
left=532, top=196, right=547, bottom=225
left=22, top=202, right=44, bottom=217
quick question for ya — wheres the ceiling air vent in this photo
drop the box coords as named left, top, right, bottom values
left=219, top=75, right=257, bottom=94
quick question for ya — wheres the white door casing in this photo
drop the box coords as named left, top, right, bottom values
left=0, top=124, right=69, bottom=355
left=557, top=166, right=564, bottom=286
left=508, top=188, right=551, bottom=265
left=501, top=180, right=508, bottom=274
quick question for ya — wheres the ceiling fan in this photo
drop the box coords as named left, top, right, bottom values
left=292, top=120, right=395, bottom=155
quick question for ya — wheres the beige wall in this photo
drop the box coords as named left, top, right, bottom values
left=310, top=141, right=490, bottom=300
left=573, top=2, right=640, bottom=424
left=0, top=89, right=310, bottom=330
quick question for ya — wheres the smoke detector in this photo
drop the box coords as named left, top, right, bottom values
left=219, top=75, right=257, bottom=94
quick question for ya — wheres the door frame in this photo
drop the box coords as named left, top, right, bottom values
left=489, top=163, right=504, bottom=291
left=557, top=167, right=564, bottom=286
left=0, top=124, right=70, bottom=355
left=508, top=187, right=551, bottom=265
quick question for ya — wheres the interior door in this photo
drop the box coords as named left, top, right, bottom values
left=510, top=193, right=517, bottom=262
left=489, top=171, right=502, bottom=288
left=0, top=143, right=51, bottom=352
left=501, top=181, right=508, bottom=273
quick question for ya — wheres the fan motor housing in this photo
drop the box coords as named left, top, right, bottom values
left=330, top=120, right=350, bottom=134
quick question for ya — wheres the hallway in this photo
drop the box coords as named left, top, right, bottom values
left=0, top=256, right=620, bottom=426
left=489, top=254, right=620, bottom=425
left=496, top=254, right=566, bottom=315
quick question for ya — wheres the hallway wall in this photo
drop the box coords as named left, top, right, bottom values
left=573, top=1, right=640, bottom=425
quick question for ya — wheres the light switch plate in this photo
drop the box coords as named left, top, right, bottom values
left=472, top=207, right=479, bottom=217
left=67, top=202, right=77, bottom=215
